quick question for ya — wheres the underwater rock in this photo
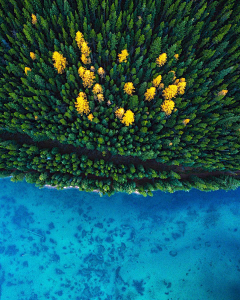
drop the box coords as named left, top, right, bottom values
left=5, top=245, right=19, bottom=256
left=133, top=279, right=145, bottom=295
left=12, top=205, right=34, bottom=227
left=94, top=222, right=103, bottom=228
left=48, top=222, right=55, bottom=230
left=169, top=250, right=178, bottom=257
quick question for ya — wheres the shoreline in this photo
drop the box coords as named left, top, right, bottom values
left=43, top=185, right=141, bottom=195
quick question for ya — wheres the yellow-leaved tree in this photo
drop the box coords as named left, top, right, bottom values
left=162, top=85, right=178, bottom=100
left=78, top=66, right=87, bottom=78
left=30, top=52, right=36, bottom=60
left=32, top=14, right=37, bottom=24
left=156, top=53, right=167, bottom=67
left=145, top=87, right=156, bottom=101
left=88, top=113, right=94, bottom=121
left=152, top=75, right=162, bottom=88
left=121, top=110, right=134, bottom=126
left=183, top=119, right=190, bottom=125
left=75, top=31, right=85, bottom=49
left=75, top=93, right=90, bottom=115
left=98, top=67, right=105, bottom=78
left=124, top=82, right=135, bottom=95
left=218, top=90, right=228, bottom=96
left=118, top=49, right=129, bottom=63
left=92, top=84, right=103, bottom=95
left=161, top=100, right=175, bottom=116
left=25, top=67, right=32, bottom=75
left=81, top=70, right=95, bottom=88
left=52, top=51, right=67, bottom=74
left=115, top=108, right=125, bottom=119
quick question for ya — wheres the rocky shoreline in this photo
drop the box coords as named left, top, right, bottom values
left=43, top=185, right=141, bottom=195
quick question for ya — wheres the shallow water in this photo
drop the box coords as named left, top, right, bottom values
left=0, top=178, right=240, bottom=300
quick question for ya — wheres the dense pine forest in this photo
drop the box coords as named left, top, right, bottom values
left=0, top=0, right=240, bottom=196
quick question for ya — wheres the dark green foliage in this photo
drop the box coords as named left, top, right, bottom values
left=0, top=0, right=240, bottom=196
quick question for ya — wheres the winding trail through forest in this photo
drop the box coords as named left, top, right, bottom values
left=1, top=130, right=240, bottom=181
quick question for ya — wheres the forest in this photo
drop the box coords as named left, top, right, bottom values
left=0, top=0, right=240, bottom=196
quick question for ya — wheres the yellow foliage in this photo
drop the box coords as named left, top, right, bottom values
left=78, top=91, right=87, bottom=99
left=115, top=108, right=125, bottom=119
left=177, top=81, right=186, bottom=95
left=183, top=119, right=190, bottom=125
left=93, top=84, right=103, bottom=94
left=81, top=41, right=91, bottom=56
left=121, top=110, right=134, bottom=126
left=156, top=53, right=167, bottom=67
left=75, top=31, right=85, bottom=48
left=52, top=51, right=67, bottom=74
left=124, top=82, right=135, bottom=95
left=118, top=49, right=129, bottom=63
left=98, top=67, right=105, bottom=78
left=30, top=52, right=36, bottom=60
left=174, top=79, right=180, bottom=85
left=88, top=113, right=94, bottom=121
left=90, top=66, right=95, bottom=72
left=218, top=90, right=228, bottom=96
left=152, top=75, right=162, bottom=88
left=82, top=70, right=95, bottom=88
left=75, top=95, right=90, bottom=115
left=25, top=67, right=32, bottom=75
left=144, top=87, right=156, bottom=101
left=159, top=83, right=164, bottom=89
left=174, top=54, right=179, bottom=60
left=34, top=115, right=38, bottom=120
left=81, top=54, right=91, bottom=64
left=78, top=66, right=87, bottom=78
left=162, top=85, right=178, bottom=100
left=97, top=93, right=104, bottom=102
left=180, top=78, right=185, bottom=82
left=31, top=14, right=37, bottom=24
left=161, top=100, right=175, bottom=116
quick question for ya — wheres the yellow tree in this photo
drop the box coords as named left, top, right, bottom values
left=81, top=54, right=91, bottom=64
left=124, top=82, right=135, bottom=95
left=162, top=85, right=178, bottom=100
left=52, top=51, right=67, bottom=74
left=92, top=83, right=103, bottom=95
left=152, top=75, right=162, bottom=88
left=145, top=87, right=156, bottom=101
left=98, top=67, right=105, bottom=78
left=88, top=113, right=94, bottom=121
left=156, top=53, right=167, bottom=67
left=183, top=119, right=190, bottom=125
left=121, top=110, right=134, bottom=126
left=78, top=66, right=86, bottom=78
left=115, top=108, right=125, bottom=119
left=161, top=100, right=175, bottom=116
left=82, top=70, right=95, bottom=88
left=32, top=14, right=37, bottom=25
left=25, top=67, right=32, bottom=75
left=118, top=49, right=129, bottom=63
left=75, top=94, right=90, bottom=115
left=97, top=93, right=104, bottom=102
left=75, top=31, right=85, bottom=49
left=30, top=52, right=36, bottom=60
left=218, top=90, right=228, bottom=96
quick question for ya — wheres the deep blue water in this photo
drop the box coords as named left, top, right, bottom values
left=0, top=177, right=240, bottom=300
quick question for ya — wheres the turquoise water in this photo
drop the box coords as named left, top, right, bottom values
left=0, top=178, right=240, bottom=300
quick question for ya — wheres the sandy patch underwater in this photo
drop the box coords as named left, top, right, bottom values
left=0, top=178, right=240, bottom=300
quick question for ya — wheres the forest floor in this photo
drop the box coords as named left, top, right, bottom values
left=1, top=130, right=240, bottom=181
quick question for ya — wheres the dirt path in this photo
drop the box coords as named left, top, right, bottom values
left=1, top=130, right=240, bottom=180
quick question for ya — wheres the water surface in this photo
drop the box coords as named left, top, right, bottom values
left=0, top=178, right=239, bottom=300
